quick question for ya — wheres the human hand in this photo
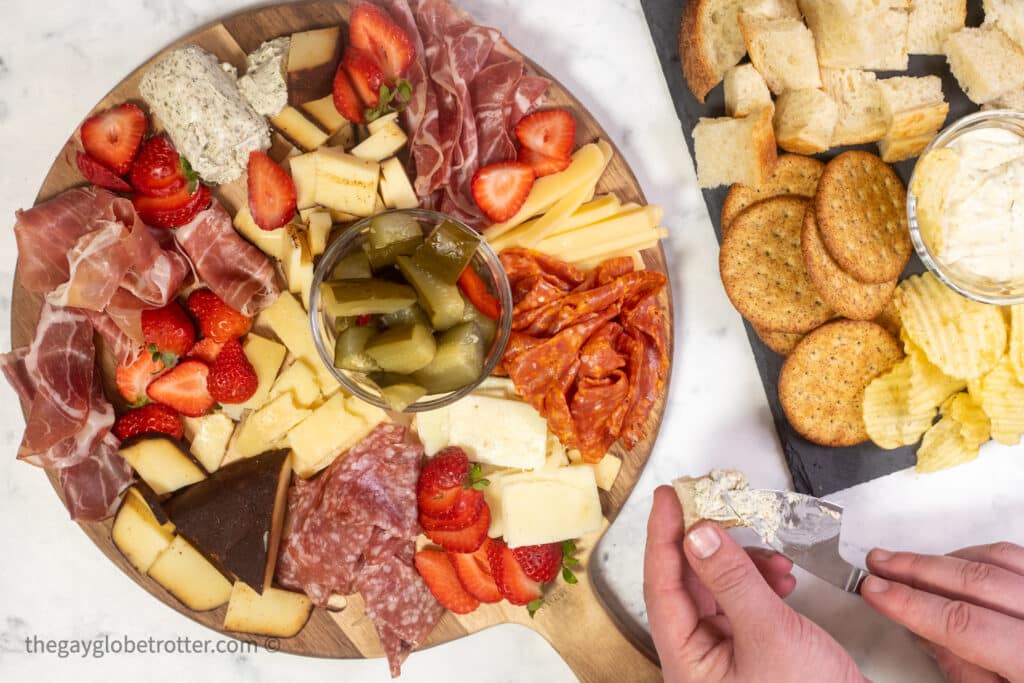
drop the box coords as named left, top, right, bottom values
left=861, top=542, right=1024, bottom=682
left=644, top=485, right=866, bottom=683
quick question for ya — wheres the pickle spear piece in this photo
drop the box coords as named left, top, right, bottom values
left=364, top=322, right=437, bottom=374
left=321, top=278, right=417, bottom=317
left=331, top=250, right=372, bottom=280
left=460, top=293, right=497, bottom=347
left=379, top=383, right=428, bottom=412
left=334, top=325, right=380, bottom=372
left=396, top=255, right=464, bottom=331
left=413, top=322, right=485, bottom=394
left=365, top=213, right=423, bottom=269
left=379, top=303, right=430, bottom=329
left=412, top=220, right=481, bottom=283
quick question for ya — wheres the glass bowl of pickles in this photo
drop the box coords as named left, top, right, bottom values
left=308, top=208, right=514, bottom=412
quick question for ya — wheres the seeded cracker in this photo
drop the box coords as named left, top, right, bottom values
left=719, top=196, right=833, bottom=333
left=779, top=320, right=903, bottom=446
left=815, top=151, right=912, bottom=284
left=721, top=154, right=825, bottom=233
left=753, top=324, right=804, bottom=356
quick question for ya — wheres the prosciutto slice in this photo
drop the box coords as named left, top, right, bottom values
left=173, top=201, right=279, bottom=316
left=15, top=187, right=101, bottom=293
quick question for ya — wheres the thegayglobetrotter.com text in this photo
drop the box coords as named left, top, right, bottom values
left=24, top=634, right=279, bottom=659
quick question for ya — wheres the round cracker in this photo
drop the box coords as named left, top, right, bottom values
left=753, top=324, right=805, bottom=356
left=779, top=320, right=904, bottom=447
left=873, top=298, right=902, bottom=339
left=721, top=154, right=826, bottom=232
left=802, top=209, right=897, bottom=320
left=720, top=196, right=833, bottom=334
left=815, top=151, right=911, bottom=284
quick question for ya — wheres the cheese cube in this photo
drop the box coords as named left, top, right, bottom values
left=112, top=487, right=175, bottom=573
left=314, top=147, right=379, bottom=216
left=288, top=152, right=319, bottom=210
left=287, top=394, right=385, bottom=477
left=301, top=94, right=348, bottom=135
left=367, top=112, right=399, bottom=134
left=270, top=105, right=329, bottom=151
left=258, top=292, right=336, bottom=388
left=379, top=157, right=419, bottom=210
left=233, top=206, right=287, bottom=258
left=265, top=359, right=321, bottom=408
left=281, top=225, right=314, bottom=297
left=305, top=209, right=333, bottom=256
left=594, top=454, right=622, bottom=491
left=350, top=121, right=408, bottom=162
left=414, top=407, right=450, bottom=456
left=225, top=334, right=287, bottom=412
left=447, top=394, right=548, bottom=470
left=233, top=393, right=311, bottom=458
left=147, top=536, right=232, bottom=611
left=182, top=413, right=235, bottom=472
left=500, top=466, right=603, bottom=547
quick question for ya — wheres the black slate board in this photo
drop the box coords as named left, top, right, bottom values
left=640, top=0, right=987, bottom=496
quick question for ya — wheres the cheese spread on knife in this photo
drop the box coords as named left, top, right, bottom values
left=140, top=45, right=271, bottom=184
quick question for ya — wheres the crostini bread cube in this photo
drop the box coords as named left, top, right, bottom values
left=773, top=89, right=838, bottom=154
left=798, top=0, right=909, bottom=71
left=723, top=64, right=773, bottom=118
left=984, top=0, right=1024, bottom=50
left=738, top=14, right=821, bottom=94
left=907, top=0, right=966, bottom=54
left=944, top=26, right=1024, bottom=104
left=878, top=75, right=949, bottom=138
left=982, top=85, right=1024, bottom=111
left=744, top=0, right=802, bottom=19
left=693, top=107, right=777, bottom=188
left=878, top=132, right=937, bottom=163
left=679, top=0, right=750, bottom=102
left=821, top=68, right=890, bottom=146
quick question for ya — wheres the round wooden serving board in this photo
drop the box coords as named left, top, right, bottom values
left=11, top=2, right=672, bottom=680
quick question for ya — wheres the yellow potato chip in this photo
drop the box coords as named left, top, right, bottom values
left=941, top=392, right=991, bottom=448
left=916, top=414, right=981, bottom=473
left=896, top=273, right=1006, bottom=380
left=905, top=341, right=966, bottom=415
left=863, top=358, right=935, bottom=449
left=1009, top=304, right=1024, bottom=384
left=977, top=356, right=1024, bottom=445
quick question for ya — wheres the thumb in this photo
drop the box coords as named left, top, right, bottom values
left=684, top=522, right=788, bottom=636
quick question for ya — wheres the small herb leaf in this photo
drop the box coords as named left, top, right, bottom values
left=527, top=598, right=544, bottom=618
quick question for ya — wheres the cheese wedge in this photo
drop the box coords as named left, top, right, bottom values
left=287, top=394, right=386, bottom=477
left=264, top=359, right=321, bottom=408
left=233, top=206, right=287, bottom=258
left=147, top=536, right=232, bottom=611
left=233, top=393, right=311, bottom=459
left=258, top=292, right=337, bottom=388
left=271, top=106, right=330, bottom=151
left=112, top=487, right=175, bottom=573
left=182, top=413, right=235, bottom=473
left=499, top=466, right=603, bottom=547
left=447, top=394, right=548, bottom=470
left=379, top=157, right=419, bottom=209
left=414, top=407, right=450, bottom=457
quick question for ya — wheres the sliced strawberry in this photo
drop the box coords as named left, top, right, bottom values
left=417, top=483, right=462, bottom=519
left=141, top=301, right=195, bottom=358
left=189, top=337, right=224, bottom=364
left=145, top=359, right=214, bottom=417
left=451, top=539, right=502, bottom=603
left=186, top=289, right=252, bottom=343
left=130, top=135, right=193, bottom=197
left=343, top=47, right=385, bottom=109
left=80, top=103, right=147, bottom=175
left=207, top=339, right=258, bottom=404
left=414, top=549, right=480, bottom=614
left=349, top=2, right=416, bottom=83
left=419, top=488, right=484, bottom=531
left=517, top=146, right=571, bottom=178
left=514, top=109, right=576, bottom=161
left=488, top=538, right=542, bottom=606
left=115, top=352, right=166, bottom=404
left=75, top=152, right=132, bottom=192
left=471, top=162, right=535, bottom=223
left=247, top=151, right=296, bottom=231
left=425, top=503, right=490, bottom=553
left=112, top=403, right=184, bottom=441
left=333, top=64, right=366, bottom=124
left=418, top=447, right=471, bottom=493
left=133, top=183, right=210, bottom=229
left=511, top=543, right=562, bottom=583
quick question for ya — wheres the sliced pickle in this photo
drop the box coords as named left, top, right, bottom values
left=364, top=322, right=437, bottom=374
left=331, top=250, right=372, bottom=280
left=460, top=293, right=497, bottom=348
left=379, top=383, right=428, bottom=412
left=365, top=213, right=424, bottom=269
left=413, top=322, right=485, bottom=394
left=379, top=303, right=430, bottom=329
left=334, top=326, right=379, bottom=372
left=321, top=278, right=417, bottom=317
left=395, top=255, right=464, bottom=331
left=363, top=238, right=422, bottom=270
left=412, top=220, right=481, bottom=283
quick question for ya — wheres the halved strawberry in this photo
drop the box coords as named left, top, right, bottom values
left=80, top=103, right=147, bottom=175
left=343, top=47, right=385, bottom=109
left=130, top=135, right=193, bottom=197
left=145, top=359, right=214, bottom=417
left=115, top=352, right=166, bottom=404
left=333, top=64, right=366, bottom=124
left=414, top=549, right=480, bottom=614
left=471, top=162, right=535, bottom=223
left=112, top=402, right=184, bottom=441
left=417, top=484, right=462, bottom=519
left=517, top=147, right=571, bottom=178
left=425, top=503, right=490, bottom=553
left=418, top=447, right=470, bottom=493
left=247, top=151, right=296, bottom=231
left=514, top=109, right=576, bottom=161
left=451, top=539, right=502, bottom=603
left=207, top=339, right=258, bottom=404
left=141, top=301, right=196, bottom=358
left=419, top=488, right=484, bottom=531
left=488, top=538, right=542, bottom=607
left=511, top=543, right=562, bottom=583
left=349, top=2, right=416, bottom=83
left=133, top=183, right=210, bottom=229
left=76, top=152, right=132, bottom=192
left=186, top=289, right=252, bottom=343
left=189, top=337, right=224, bottom=364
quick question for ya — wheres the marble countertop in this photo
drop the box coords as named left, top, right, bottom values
left=2, top=1, right=1023, bottom=681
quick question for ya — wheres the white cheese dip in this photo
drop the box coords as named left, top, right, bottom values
left=238, top=37, right=290, bottom=118
left=140, top=45, right=271, bottom=185
left=923, top=127, right=1024, bottom=283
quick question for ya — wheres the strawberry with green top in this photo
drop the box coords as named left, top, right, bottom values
left=141, top=300, right=195, bottom=359
left=130, top=135, right=197, bottom=197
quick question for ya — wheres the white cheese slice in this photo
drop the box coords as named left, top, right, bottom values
left=500, top=465, right=603, bottom=547
left=182, top=413, right=235, bottom=472
left=447, top=394, right=547, bottom=470
left=414, top=407, right=450, bottom=456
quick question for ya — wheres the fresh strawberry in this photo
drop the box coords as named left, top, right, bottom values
left=333, top=63, right=366, bottom=124
left=80, top=103, right=147, bottom=175
left=133, top=183, right=210, bottom=229
left=75, top=152, right=132, bottom=192
left=130, top=135, right=193, bottom=197
left=517, top=146, right=571, bottom=178
left=417, top=484, right=462, bottom=519
left=450, top=539, right=502, bottom=603
left=141, top=301, right=195, bottom=358
left=206, top=339, right=258, bottom=404
left=419, top=488, right=484, bottom=531
left=189, top=337, right=224, bottom=364
left=414, top=549, right=480, bottom=614
left=514, top=109, right=576, bottom=161
left=425, top=503, right=490, bottom=553
left=343, top=47, right=385, bottom=109
left=471, top=162, right=535, bottom=223
left=145, top=359, right=214, bottom=417
left=349, top=2, right=415, bottom=83
left=247, top=151, right=296, bottom=231
left=115, top=352, right=166, bottom=404
left=186, top=289, right=252, bottom=343
left=511, top=543, right=562, bottom=583
left=488, top=538, right=542, bottom=607
left=112, top=403, right=183, bottom=441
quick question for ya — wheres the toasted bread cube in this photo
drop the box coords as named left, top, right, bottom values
left=724, top=64, right=774, bottom=118
left=680, top=0, right=751, bottom=102
left=739, top=15, right=821, bottom=94
left=693, top=107, right=777, bottom=188
left=982, top=85, right=1024, bottom=111
left=944, top=25, right=1024, bottom=104
left=984, top=0, right=1024, bottom=51
left=878, top=132, right=937, bottom=163
left=821, top=68, right=890, bottom=146
left=800, top=0, right=909, bottom=71
left=773, top=89, right=838, bottom=154
left=878, top=75, right=949, bottom=138
left=744, top=0, right=801, bottom=19
left=908, top=0, right=966, bottom=54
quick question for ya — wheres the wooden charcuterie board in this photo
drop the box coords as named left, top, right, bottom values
left=10, top=2, right=672, bottom=680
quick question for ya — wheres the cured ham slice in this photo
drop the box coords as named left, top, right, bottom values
left=58, top=432, right=134, bottom=522
left=15, top=187, right=100, bottom=293
left=173, top=201, right=279, bottom=316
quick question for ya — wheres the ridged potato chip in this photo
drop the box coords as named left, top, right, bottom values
left=1009, top=304, right=1024, bottom=384
left=977, top=356, right=1024, bottom=445
left=896, top=273, right=1006, bottom=380
left=905, top=341, right=967, bottom=415
left=864, top=358, right=934, bottom=449
left=942, top=392, right=991, bottom=447
left=916, top=392, right=990, bottom=473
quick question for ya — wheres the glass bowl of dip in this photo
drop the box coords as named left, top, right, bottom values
left=907, top=109, right=1024, bottom=304
left=308, top=208, right=513, bottom=413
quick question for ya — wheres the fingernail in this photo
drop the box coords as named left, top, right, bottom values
left=687, top=525, right=721, bottom=559
left=862, top=576, right=890, bottom=593
left=870, top=549, right=893, bottom=562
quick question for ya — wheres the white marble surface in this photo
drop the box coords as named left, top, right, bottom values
left=2, top=1, right=1023, bottom=682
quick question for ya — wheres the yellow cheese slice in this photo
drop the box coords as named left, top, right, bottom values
left=562, top=228, right=668, bottom=266
left=545, top=194, right=622, bottom=237
left=535, top=206, right=657, bottom=256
